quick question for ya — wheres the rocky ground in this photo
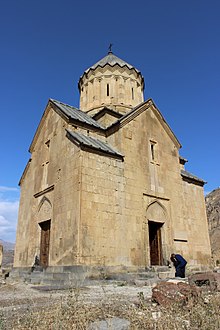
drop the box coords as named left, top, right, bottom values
left=0, top=272, right=220, bottom=330
left=0, top=276, right=153, bottom=329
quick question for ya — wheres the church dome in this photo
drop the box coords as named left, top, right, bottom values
left=78, top=51, right=145, bottom=115
left=84, top=51, right=141, bottom=75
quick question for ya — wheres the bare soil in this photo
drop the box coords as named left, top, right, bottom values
left=1, top=276, right=220, bottom=330
left=0, top=277, right=152, bottom=329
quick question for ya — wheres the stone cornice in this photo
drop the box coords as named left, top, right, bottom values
left=143, top=192, right=170, bottom=201
left=34, top=185, right=54, bottom=198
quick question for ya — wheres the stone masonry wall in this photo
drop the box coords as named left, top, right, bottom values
left=14, top=108, right=81, bottom=267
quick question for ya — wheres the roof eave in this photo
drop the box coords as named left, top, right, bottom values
left=50, top=99, right=105, bottom=132
left=181, top=170, right=206, bottom=187
left=66, top=129, right=124, bottom=160
left=29, top=99, right=52, bottom=153
left=19, top=158, right=32, bottom=186
left=78, top=63, right=144, bottom=89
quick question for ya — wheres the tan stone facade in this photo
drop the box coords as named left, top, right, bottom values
left=14, top=52, right=211, bottom=272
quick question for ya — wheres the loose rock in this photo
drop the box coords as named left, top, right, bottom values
left=152, top=280, right=201, bottom=306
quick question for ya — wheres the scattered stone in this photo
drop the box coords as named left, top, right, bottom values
left=188, top=271, right=220, bottom=291
left=167, top=278, right=187, bottom=283
left=152, top=280, right=201, bottom=306
left=158, top=270, right=175, bottom=280
left=88, top=317, right=130, bottom=330
left=133, top=279, right=147, bottom=287
left=151, top=311, right=161, bottom=320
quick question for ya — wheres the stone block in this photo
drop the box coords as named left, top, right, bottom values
left=158, top=271, right=174, bottom=280
left=30, top=278, right=42, bottom=285
left=41, top=279, right=65, bottom=286
left=53, top=272, right=70, bottom=281
left=88, top=317, right=130, bottom=330
left=188, top=271, right=220, bottom=291
left=152, top=280, right=201, bottom=306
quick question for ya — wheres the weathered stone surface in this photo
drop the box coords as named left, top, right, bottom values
left=188, top=271, right=220, bottom=291
left=88, top=317, right=130, bottom=330
left=14, top=52, right=212, bottom=275
left=206, top=188, right=220, bottom=266
left=0, top=244, right=3, bottom=269
left=152, top=280, right=201, bottom=306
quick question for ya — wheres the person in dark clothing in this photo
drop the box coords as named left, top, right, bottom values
left=170, top=253, right=187, bottom=278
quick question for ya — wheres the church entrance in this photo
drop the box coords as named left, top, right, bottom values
left=148, top=221, right=163, bottom=265
left=39, top=220, right=51, bottom=268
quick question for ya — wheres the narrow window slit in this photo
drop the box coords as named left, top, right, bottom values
left=132, top=87, right=134, bottom=100
left=151, top=143, right=155, bottom=161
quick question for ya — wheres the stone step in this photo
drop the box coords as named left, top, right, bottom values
left=41, top=278, right=65, bottom=286
left=146, top=266, right=171, bottom=273
left=158, top=270, right=175, bottom=280
left=136, top=272, right=159, bottom=279
left=32, top=266, right=44, bottom=272
left=30, top=277, right=42, bottom=285
left=11, top=266, right=175, bottom=288
left=29, top=272, right=44, bottom=279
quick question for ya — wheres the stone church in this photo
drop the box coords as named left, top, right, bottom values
left=14, top=50, right=211, bottom=275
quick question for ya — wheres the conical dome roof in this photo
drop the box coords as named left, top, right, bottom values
left=84, top=51, right=141, bottom=75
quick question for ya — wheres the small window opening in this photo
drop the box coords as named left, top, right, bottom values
left=151, top=143, right=155, bottom=161
left=107, top=83, right=109, bottom=96
left=81, top=87, right=84, bottom=92
left=132, top=87, right=134, bottom=100
left=150, top=141, right=157, bottom=162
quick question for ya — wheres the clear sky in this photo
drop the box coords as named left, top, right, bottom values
left=0, top=0, right=220, bottom=243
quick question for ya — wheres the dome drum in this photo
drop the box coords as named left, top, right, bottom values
left=78, top=52, right=145, bottom=115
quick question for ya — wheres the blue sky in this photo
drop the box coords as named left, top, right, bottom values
left=0, top=0, right=220, bottom=242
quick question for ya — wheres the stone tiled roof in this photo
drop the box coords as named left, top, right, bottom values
left=66, top=129, right=124, bottom=159
left=84, top=52, right=141, bottom=74
left=181, top=170, right=206, bottom=185
left=50, top=99, right=105, bottom=130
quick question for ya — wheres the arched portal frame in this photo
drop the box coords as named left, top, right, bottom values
left=143, top=200, right=169, bottom=267
left=36, top=196, right=52, bottom=268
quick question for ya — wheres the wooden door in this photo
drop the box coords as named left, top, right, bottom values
left=148, top=221, right=162, bottom=265
left=39, top=220, right=51, bottom=268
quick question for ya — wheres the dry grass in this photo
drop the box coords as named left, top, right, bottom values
left=0, top=288, right=220, bottom=329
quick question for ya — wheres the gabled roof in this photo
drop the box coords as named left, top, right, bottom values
left=181, top=169, right=206, bottom=186
left=66, top=129, right=123, bottom=159
left=29, top=98, right=182, bottom=153
left=50, top=99, right=104, bottom=130
left=29, top=99, right=105, bottom=152
left=92, top=107, right=123, bottom=121
left=19, top=158, right=32, bottom=186
left=105, top=99, right=182, bottom=149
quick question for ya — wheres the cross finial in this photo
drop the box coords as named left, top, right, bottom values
left=108, top=43, right=113, bottom=54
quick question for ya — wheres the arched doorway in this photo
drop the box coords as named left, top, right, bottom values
left=146, top=201, right=167, bottom=266
left=148, top=221, right=163, bottom=265
left=39, top=220, right=51, bottom=268
left=37, top=197, right=52, bottom=268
